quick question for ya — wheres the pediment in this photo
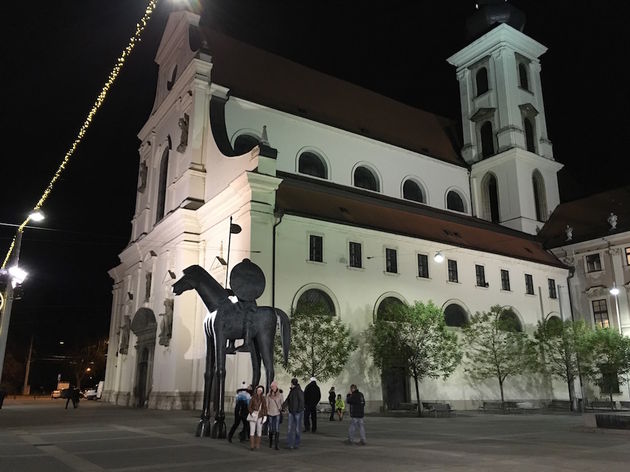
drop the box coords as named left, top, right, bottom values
left=470, top=107, right=495, bottom=122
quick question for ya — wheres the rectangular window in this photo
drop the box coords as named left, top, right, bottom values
left=417, top=254, right=429, bottom=278
left=475, top=265, right=486, bottom=287
left=385, top=248, right=398, bottom=273
left=592, top=299, right=610, bottom=328
left=625, top=247, right=630, bottom=265
left=548, top=278, right=557, bottom=299
left=500, top=269, right=511, bottom=291
left=448, top=259, right=458, bottom=283
left=525, top=274, right=534, bottom=295
left=309, top=235, right=323, bottom=262
left=585, top=253, right=602, bottom=273
left=349, top=242, right=362, bottom=268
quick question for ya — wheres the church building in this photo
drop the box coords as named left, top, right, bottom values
left=104, top=2, right=573, bottom=411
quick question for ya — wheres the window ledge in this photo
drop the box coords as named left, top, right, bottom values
left=383, top=271, right=400, bottom=277
left=346, top=266, right=364, bottom=272
left=500, top=289, right=512, bottom=293
left=416, top=276, right=431, bottom=282
left=446, top=280, right=460, bottom=285
left=305, top=260, right=326, bottom=266
left=475, top=284, right=489, bottom=290
left=525, top=292, right=536, bottom=297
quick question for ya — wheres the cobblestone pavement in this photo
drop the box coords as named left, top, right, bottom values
left=1, top=397, right=628, bottom=471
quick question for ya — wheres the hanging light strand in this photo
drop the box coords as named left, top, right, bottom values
left=1, top=0, right=159, bottom=269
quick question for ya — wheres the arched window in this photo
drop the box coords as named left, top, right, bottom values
left=298, top=152, right=327, bottom=179
left=532, top=170, right=547, bottom=222
left=518, top=62, right=529, bottom=90
left=446, top=190, right=465, bottom=213
left=444, top=304, right=468, bottom=328
left=402, top=179, right=425, bottom=203
left=354, top=166, right=379, bottom=192
left=498, top=308, right=523, bottom=332
left=376, top=297, right=405, bottom=321
left=523, top=117, right=536, bottom=153
left=482, top=173, right=500, bottom=223
left=476, top=67, right=489, bottom=96
left=480, top=121, right=495, bottom=158
left=295, top=288, right=335, bottom=315
left=545, top=315, right=563, bottom=336
left=233, top=134, right=261, bottom=155
left=156, top=147, right=169, bottom=223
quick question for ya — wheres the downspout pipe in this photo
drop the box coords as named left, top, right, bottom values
left=565, top=265, right=585, bottom=412
left=271, top=210, right=285, bottom=309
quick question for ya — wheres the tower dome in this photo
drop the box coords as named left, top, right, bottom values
left=466, top=0, right=526, bottom=39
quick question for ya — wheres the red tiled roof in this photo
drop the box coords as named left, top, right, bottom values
left=276, top=174, right=566, bottom=269
left=200, top=27, right=463, bottom=166
left=540, top=186, right=630, bottom=248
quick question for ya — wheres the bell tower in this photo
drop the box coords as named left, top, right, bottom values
left=447, top=1, right=562, bottom=234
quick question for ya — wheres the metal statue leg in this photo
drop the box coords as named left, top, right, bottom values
left=249, top=339, right=262, bottom=388
left=197, top=328, right=215, bottom=437
left=211, top=329, right=227, bottom=439
left=256, top=330, right=275, bottom=394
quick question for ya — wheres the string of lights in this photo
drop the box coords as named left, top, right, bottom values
left=1, top=0, right=159, bottom=270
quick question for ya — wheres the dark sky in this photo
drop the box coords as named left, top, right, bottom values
left=1, top=0, right=628, bottom=388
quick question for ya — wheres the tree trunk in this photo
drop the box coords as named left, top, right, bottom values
left=499, top=378, right=505, bottom=407
left=413, top=375, right=422, bottom=417
left=609, top=390, right=614, bottom=409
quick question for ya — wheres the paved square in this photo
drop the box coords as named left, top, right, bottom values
left=1, top=398, right=628, bottom=471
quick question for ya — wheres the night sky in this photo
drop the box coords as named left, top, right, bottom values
left=1, top=0, right=628, bottom=390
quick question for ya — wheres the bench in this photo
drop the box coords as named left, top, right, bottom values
left=481, top=401, right=521, bottom=413
left=422, top=402, right=454, bottom=417
left=587, top=400, right=616, bottom=410
left=398, top=402, right=419, bottom=412
left=620, top=401, right=630, bottom=411
left=548, top=399, right=571, bottom=411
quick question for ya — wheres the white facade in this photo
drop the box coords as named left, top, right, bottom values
left=104, top=12, right=571, bottom=411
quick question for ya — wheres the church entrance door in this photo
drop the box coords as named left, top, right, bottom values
left=130, top=307, right=157, bottom=408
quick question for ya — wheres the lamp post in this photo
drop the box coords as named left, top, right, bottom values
left=0, top=211, right=44, bottom=383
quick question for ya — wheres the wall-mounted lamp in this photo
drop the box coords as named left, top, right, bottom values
left=433, top=251, right=445, bottom=263
left=216, top=256, right=227, bottom=266
left=127, top=292, right=134, bottom=300
left=168, top=270, right=176, bottom=279
left=610, top=282, right=620, bottom=296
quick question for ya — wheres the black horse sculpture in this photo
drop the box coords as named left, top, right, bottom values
left=172, top=259, right=290, bottom=438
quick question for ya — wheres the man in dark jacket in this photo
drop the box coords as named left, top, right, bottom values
left=303, top=377, right=321, bottom=432
left=282, top=378, right=304, bottom=449
left=328, top=386, right=336, bottom=421
left=345, top=384, right=366, bottom=445
left=228, top=382, right=251, bottom=443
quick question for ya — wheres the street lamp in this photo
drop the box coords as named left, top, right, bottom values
left=0, top=211, right=45, bottom=383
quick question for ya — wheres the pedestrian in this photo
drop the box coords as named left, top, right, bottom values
left=228, top=381, right=251, bottom=443
left=247, top=385, right=268, bottom=451
left=336, top=394, right=345, bottom=421
left=303, top=377, right=321, bottom=433
left=345, top=384, right=366, bottom=445
left=328, top=386, right=336, bottom=421
left=64, top=386, right=80, bottom=409
left=282, top=378, right=304, bottom=450
left=266, top=380, right=284, bottom=450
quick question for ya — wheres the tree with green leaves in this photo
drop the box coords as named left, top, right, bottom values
left=368, top=301, right=461, bottom=416
left=581, top=327, right=630, bottom=406
left=534, top=318, right=588, bottom=411
left=462, top=305, right=536, bottom=405
left=279, top=303, right=357, bottom=382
